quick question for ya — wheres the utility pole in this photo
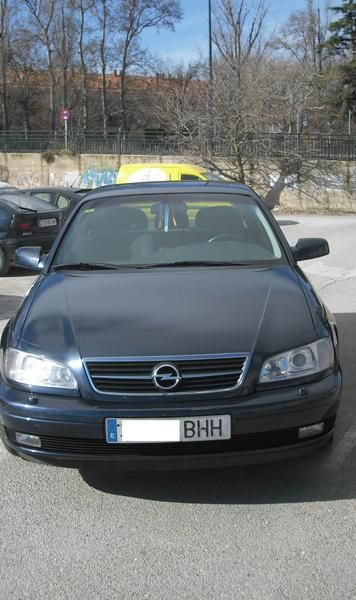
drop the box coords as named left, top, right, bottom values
left=207, top=0, right=214, bottom=152
left=208, top=0, right=213, bottom=83
left=317, top=7, right=323, bottom=75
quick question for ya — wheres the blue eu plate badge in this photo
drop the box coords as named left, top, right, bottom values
left=106, top=418, right=121, bottom=443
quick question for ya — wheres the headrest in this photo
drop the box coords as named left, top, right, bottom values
left=99, top=206, right=148, bottom=231
left=195, top=206, right=243, bottom=233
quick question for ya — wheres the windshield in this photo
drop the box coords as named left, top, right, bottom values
left=1, top=193, right=57, bottom=212
left=53, top=193, right=287, bottom=268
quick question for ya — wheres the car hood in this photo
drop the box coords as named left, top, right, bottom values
left=18, top=266, right=317, bottom=361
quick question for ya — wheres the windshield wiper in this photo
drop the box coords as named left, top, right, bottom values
left=53, top=260, right=249, bottom=271
left=53, top=262, right=122, bottom=271
left=132, top=260, right=248, bottom=269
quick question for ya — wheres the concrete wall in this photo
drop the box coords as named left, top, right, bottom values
left=0, top=152, right=185, bottom=188
left=1, top=151, right=355, bottom=212
left=247, top=160, right=356, bottom=212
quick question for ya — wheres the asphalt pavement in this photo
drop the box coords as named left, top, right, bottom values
left=0, top=214, right=355, bottom=600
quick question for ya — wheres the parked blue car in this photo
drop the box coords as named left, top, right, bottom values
left=0, top=182, right=342, bottom=469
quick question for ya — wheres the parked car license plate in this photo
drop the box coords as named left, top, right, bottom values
left=105, top=415, right=231, bottom=443
left=38, top=218, right=57, bottom=227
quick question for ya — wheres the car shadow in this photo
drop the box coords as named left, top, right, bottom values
left=79, top=449, right=346, bottom=504
left=79, top=311, right=356, bottom=503
left=6, top=267, right=38, bottom=278
left=0, top=295, right=24, bottom=320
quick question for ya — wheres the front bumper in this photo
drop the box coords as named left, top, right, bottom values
left=0, top=371, right=342, bottom=469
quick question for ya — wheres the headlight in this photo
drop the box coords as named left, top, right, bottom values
left=259, top=338, right=334, bottom=384
left=4, top=348, right=78, bottom=389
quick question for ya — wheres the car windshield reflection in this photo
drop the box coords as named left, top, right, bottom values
left=53, top=193, right=287, bottom=268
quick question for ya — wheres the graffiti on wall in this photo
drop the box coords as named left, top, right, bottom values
left=15, top=171, right=80, bottom=188
left=15, top=169, right=120, bottom=189
left=80, top=169, right=118, bottom=188
left=0, top=165, right=9, bottom=182
left=268, top=166, right=356, bottom=194
left=49, top=171, right=80, bottom=187
left=17, top=172, right=42, bottom=187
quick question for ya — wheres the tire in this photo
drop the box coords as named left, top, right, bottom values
left=0, top=246, right=10, bottom=276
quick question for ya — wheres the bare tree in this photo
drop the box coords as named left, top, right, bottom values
left=10, top=28, right=43, bottom=132
left=73, top=0, right=95, bottom=130
left=274, top=0, right=327, bottom=71
left=23, top=0, right=58, bottom=131
left=155, top=0, right=268, bottom=183
left=0, top=0, right=10, bottom=129
left=53, top=0, right=77, bottom=110
left=0, top=0, right=345, bottom=144
left=212, top=0, right=268, bottom=78
left=116, top=0, right=183, bottom=131
left=209, top=0, right=269, bottom=182
left=93, top=0, right=110, bottom=136
left=154, top=0, right=327, bottom=207
left=272, top=0, right=331, bottom=133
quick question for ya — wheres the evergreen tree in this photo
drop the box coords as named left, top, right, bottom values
left=326, top=1, right=356, bottom=113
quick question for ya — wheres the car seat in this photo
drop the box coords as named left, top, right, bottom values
left=195, top=206, right=246, bottom=238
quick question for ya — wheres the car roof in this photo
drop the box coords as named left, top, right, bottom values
left=22, top=186, right=86, bottom=194
left=81, top=181, right=260, bottom=202
left=118, top=163, right=205, bottom=172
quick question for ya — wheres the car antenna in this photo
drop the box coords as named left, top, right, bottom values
left=70, top=174, right=81, bottom=188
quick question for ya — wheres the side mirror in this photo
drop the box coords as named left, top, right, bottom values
left=15, top=246, right=47, bottom=271
left=292, top=238, right=329, bottom=262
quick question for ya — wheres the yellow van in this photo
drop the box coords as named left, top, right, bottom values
left=116, top=163, right=220, bottom=184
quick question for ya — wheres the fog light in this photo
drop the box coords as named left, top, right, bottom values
left=298, top=422, right=324, bottom=439
left=15, top=432, right=41, bottom=448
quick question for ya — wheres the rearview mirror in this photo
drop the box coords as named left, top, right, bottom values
left=15, top=247, right=46, bottom=271
left=292, top=238, right=329, bottom=262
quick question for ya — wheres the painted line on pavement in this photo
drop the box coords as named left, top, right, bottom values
left=303, top=262, right=356, bottom=281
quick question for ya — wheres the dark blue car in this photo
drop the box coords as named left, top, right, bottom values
left=0, top=182, right=342, bottom=469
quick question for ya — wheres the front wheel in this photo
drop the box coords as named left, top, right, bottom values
left=0, top=246, right=10, bottom=276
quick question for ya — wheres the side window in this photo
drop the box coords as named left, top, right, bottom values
left=57, top=195, right=70, bottom=210
left=31, top=192, right=53, bottom=204
left=180, top=174, right=202, bottom=181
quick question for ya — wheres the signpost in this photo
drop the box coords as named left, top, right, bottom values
left=60, top=108, right=70, bottom=150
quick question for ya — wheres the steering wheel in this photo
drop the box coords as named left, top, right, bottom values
left=208, top=233, right=243, bottom=243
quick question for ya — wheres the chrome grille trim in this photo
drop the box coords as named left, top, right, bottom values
left=83, top=353, right=250, bottom=396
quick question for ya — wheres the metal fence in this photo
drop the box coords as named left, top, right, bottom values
left=0, top=130, right=355, bottom=160
left=243, top=133, right=356, bottom=161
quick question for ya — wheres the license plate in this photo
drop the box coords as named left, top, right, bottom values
left=38, top=218, right=57, bottom=227
left=105, top=415, right=231, bottom=444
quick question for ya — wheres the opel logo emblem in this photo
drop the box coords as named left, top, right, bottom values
left=152, top=363, right=181, bottom=391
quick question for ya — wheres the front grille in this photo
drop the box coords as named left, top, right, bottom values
left=33, top=418, right=335, bottom=456
left=84, top=354, right=249, bottom=395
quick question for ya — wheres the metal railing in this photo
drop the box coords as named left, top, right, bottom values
left=243, top=133, right=356, bottom=161
left=0, top=130, right=355, bottom=160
